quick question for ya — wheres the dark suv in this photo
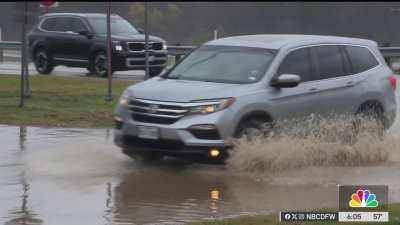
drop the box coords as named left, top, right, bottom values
left=28, top=13, right=168, bottom=77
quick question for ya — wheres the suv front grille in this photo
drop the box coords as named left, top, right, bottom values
left=127, top=42, right=163, bottom=52
left=129, top=98, right=190, bottom=125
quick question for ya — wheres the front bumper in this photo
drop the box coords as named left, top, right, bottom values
left=111, top=51, right=167, bottom=71
left=113, top=106, right=235, bottom=158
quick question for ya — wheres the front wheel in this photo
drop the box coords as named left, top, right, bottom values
left=33, top=48, right=54, bottom=74
left=91, top=51, right=113, bottom=77
left=234, top=119, right=271, bottom=142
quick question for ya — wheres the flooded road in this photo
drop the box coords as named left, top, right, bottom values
left=0, top=124, right=399, bottom=225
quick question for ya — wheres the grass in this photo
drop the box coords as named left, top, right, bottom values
left=187, top=203, right=400, bottom=225
left=0, top=75, right=135, bottom=128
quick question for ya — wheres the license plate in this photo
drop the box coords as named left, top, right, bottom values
left=138, top=126, right=159, bottom=139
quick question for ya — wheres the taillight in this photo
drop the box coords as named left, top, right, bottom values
left=388, top=76, right=397, bottom=89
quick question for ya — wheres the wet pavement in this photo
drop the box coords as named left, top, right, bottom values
left=0, top=61, right=145, bottom=80
left=0, top=125, right=399, bottom=225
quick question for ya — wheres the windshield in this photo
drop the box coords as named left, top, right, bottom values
left=87, top=17, right=139, bottom=35
left=165, top=45, right=275, bottom=84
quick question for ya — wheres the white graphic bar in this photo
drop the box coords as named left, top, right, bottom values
left=339, top=212, right=388, bottom=222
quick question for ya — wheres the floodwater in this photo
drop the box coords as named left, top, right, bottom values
left=0, top=86, right=399, bottom=225
left=0, top=124, right=399, bottom=225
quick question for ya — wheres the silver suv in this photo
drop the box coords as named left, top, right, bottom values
left=114, top=35, right=397, bottom=162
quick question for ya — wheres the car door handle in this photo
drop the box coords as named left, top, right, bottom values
left=346, top=81, right=354, bottom=86
left=309, top=88, right=319, bottom=93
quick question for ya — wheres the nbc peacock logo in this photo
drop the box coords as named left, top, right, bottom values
left=349, top=189, right=378, bottom=207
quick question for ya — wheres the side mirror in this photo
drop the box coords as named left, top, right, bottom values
left=270, top=74, right=301, bottom=88
left=77, top=29, right=89, bottom=36
left=77, top=29, right=93, bottom=39
left=137, top=28, right=144, bottom=34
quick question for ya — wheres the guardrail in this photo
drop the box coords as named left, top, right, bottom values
left=1, top=41, right=400, bottom=61
left=0, top=41, right=24, bottom=50
left=0, top=41, right=197, bottom=63
left=379, top=47, right=400, bottom=58
left=0, top=41, right=196, bottom=55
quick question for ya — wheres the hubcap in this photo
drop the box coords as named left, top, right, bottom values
left=35, top=51, right=48, bottom=72
left=94, top=54, right=107, bottom=76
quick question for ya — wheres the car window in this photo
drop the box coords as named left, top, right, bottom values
left=70, top=18, right=87, bottom=33
left=53, top=17, right=72, bottom=32
left=40, top=18, right=55, bottom=31
left=312, top=45, right=346, bottom=80
left=278, top=48, right=312, bottom=82
left=166, top=45, right=275, bottom=84
left=344, top=46, right=379, bottom=74
left=87, top=17, right=139, bottom=35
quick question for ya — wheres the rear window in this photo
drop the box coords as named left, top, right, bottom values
left=312, top=45, right=347, bottom=80
left=344, top=46, right=379, bottom=74
left=40, top=18, right=55, bottom=31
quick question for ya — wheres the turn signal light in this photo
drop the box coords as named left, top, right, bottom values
left=114, top=115, right=123, bottom=122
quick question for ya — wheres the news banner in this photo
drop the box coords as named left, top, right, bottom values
left=280, top=185, right=389, bottom=222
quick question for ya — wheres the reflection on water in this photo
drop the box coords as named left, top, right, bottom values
left=19, top=126, right=27, bottom=151
left=210, top=190, right=220, bottom=218
left=4, top=183, right=43, bottom=225
left=0, top=125, right=399, bottom=225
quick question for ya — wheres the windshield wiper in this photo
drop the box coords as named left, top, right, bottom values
left=165, top=75, right=181, bottom=80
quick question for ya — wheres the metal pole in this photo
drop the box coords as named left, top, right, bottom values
left=106, top=1, right=113, bottom=101
left=19, top=2, right=27, bottom=107
left=25, top=31, right=31, bottom=98
left=144, top=2, right=149, bottom=80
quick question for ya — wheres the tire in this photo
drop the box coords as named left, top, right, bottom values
left=33, top=48, right=54, bottom=74
left=91, top=51, right=113, bottom=77
left=353, top=106, right=386, bottom=139
left=234, top=119, right=271, bottom=141
left=86, top=66, right=96, bottom=76
left=149, top=68, right=163, bottom=78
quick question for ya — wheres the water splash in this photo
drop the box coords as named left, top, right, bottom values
left=227, top=115, right=399, bottom=173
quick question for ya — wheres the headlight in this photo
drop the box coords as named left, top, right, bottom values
left=188, top=98, right=235, bottom=115
left=113, top=41, right=123, bottom=51
left=162, top=42, right=167, bottom=50
left=119, top=89, right=132, bottom=105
